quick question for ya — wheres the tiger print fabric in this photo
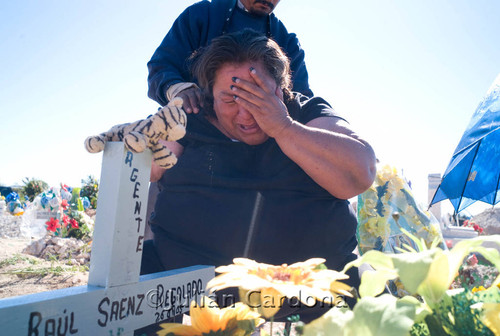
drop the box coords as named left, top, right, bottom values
left=84, top=97, right=187, bottom=169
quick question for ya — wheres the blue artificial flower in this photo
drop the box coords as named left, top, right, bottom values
left=6, top=192, right=19, bottom=202
left=82, top=196, right=91, bottom=209
left=7, top=200, right=21, bottom=212
left=60, top=189, right=72, bottom=201
left=49, top=196, right=60, bottom=209
left=40, top=195, right=49, bottom=208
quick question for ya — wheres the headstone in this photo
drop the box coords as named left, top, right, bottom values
left=0, top=142, right=214, bottom=335
left=428, top=173, right=442, bottom=227
left=0, top=198, right=6, bottom=215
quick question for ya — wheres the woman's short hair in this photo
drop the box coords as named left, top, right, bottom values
left=190, top=29, right=292, bottom=117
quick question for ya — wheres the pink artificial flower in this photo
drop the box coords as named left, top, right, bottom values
left=46, top=217, right=60, bottom=232
left=467, top=254, right=478, bottom=266
left=69, top=218, right=79, bottom=229
left=61, top=199, right=69, bottom=210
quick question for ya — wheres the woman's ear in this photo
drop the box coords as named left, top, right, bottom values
left=275, top=86, right=284, bottom=100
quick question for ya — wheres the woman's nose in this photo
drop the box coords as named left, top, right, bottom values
left=237, top=107, right=253, bottom=119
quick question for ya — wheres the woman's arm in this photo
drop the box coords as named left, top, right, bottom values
left=274, top=116, right=376, bottom=199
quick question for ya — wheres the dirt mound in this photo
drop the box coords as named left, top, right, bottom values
left=0, top=238, right=88, bottom=299
left=472, top=208, right=500, bottom=235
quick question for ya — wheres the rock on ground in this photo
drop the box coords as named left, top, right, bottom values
left=0, top=238, right=88, bottom=299
left=472, top=208, right=500, bottom=235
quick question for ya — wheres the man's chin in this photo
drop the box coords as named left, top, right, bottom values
left=250, top=4, right=273, bottom=16
left=249, top=9, right=271, bottom=16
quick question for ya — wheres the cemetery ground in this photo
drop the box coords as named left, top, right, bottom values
left=0, top=237, right=89, bottom=299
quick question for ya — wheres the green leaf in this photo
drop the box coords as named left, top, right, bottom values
left=343, top=250, right=395, bottom=273
left=424, top=314, right=449, bottom=336
left=416, top=250, right=450, bottom=305
left=344, top=294, right=418, bottom=336
left=400, top=228, right=426, bottom=252
left=302, top=307, right=353, bottom=336
left=399, top=296, right=430, bottom=325
left=359, top=269, right=397, bottom=298
left=391, top=249, right=437, bottom=294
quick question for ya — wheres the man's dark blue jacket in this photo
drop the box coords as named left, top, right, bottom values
left=147, top=0, right=313, bottom=106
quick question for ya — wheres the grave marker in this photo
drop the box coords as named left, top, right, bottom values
left=0, top=142, right=214, bottom=335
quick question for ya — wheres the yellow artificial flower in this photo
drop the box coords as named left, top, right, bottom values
left=419, top=224, right=442, bottom=247
left=427, top=224, right=440, bottom=238
left=346, top=235, right=500, bottom=309
left=482, top=303, right=500, bottom=336
left=207, top=258, right=352, bottom=318
left=472, top=286, right=486, bottom=293
left=359, top=203, right=377, bottom=218
left=157, top=296, right=264, bottom=336
left=388, top=174, right=405, bottom=193
left=364, top=216, right=390, bottom=239
left=375, top=164, right=397, bottom=185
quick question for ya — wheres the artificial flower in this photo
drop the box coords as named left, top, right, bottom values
left=472, top=286, right=486, bottom=293
left=61, top=199, right=69, bottom=210
left=344, top=234, right=500, bottom=309
left=82, top=196, right=91, bottom=209
left=62, top=215, right=70, bottom=227
left=357, top=163, right=445, bottom=256
left=60, top=189, right=72, bottom=202
left=69, top=218, right=79, bottom=229
left=467, top=254, right=479, bottom=266
left=207, top=258, right=351, bottom=318
left=48, top=196, right=60, bottom=210
left=13, top=209, right=24, bottom=216
left=364, top=217, right=390, bottom=239
left=481, top=302, right=500, bottom=335
left=46, top=217, right=60, bottom=232
left=303, top=294, right=420, bottom=336
left=40, top=195, right=50, bottom=209
left=157, top=296, right=263, bottom=336
left=5, top=192, right=19, bottom=202
left=422, top=224, right=441, bottom=239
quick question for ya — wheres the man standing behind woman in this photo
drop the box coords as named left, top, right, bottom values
left=147, top=0, right=313, bottom=113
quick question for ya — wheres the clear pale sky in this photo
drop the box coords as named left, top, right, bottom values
left=1, top=1, right=499, bottom=215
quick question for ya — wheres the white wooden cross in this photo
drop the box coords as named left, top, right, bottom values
left=0, top=142, right=214, bottom=335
